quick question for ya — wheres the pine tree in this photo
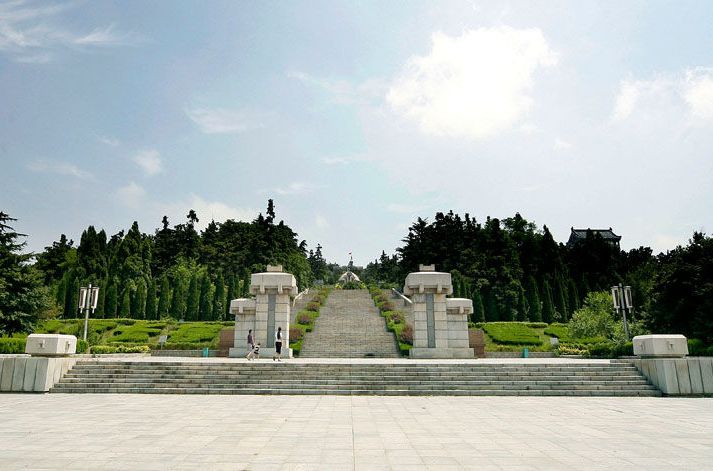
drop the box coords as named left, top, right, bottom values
left=525, top=276, right=542, bottom=322
left=212, top=275, right=225, bottom=321
left=105, top=283, right=118, bottom=318
left=472, top=289, right=485, bottom=323
left=185, top=274, right=199, bottom=321
left=119, top=286, right=131, bottom=317
left=0, top=212, right=49, bottom=334
left=145, top=278, right=157, bottom=320
left=157, top=275, right=170, bottom=319
left=541, top=280, right=555, bottom=324
left=198, top=275, right=212, bottom=320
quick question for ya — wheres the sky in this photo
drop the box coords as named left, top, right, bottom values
left=2, top=0, right=713, bottom=267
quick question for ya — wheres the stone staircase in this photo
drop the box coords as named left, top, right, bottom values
left=50, top=360, right=661, bottom=396
left=299, top=289, right=400, bottom=358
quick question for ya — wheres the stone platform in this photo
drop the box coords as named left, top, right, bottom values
left=1, top=393, right=711, bottom=470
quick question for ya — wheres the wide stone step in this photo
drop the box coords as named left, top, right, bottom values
left=50, top=386, right=661, bottom=396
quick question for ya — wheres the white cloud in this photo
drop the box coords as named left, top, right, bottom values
left=116, top=182, right=146, bottom=209
left=387, top=27, right=558, bottom=140
left=321, top=155, right=372, bottom=165
left=274, top=182, right=315, bottom=195
left=185, top=107, right=265, bottom=134
left=288, top=71, right=386, bottom=105
left=132, top=149, right=162, bottom=176
left=315, top=214, right=329, bottom=230
left=0, top=2, right=140, bottom=62
left=98, top=136, right=120, bottom=146
left=73, top=24, right=140, bottom=47
left=27, top=160, right=93, bottom=179
left=612, top=68, right=713, bottom=123
left=553, top=137, right=572, bottom=151
left=160, top=195, right=258, bottom=230
left=683, top=68, right=713, bottom=120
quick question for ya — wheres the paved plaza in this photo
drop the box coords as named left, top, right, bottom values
left=1, top=393, right=712, bottom=470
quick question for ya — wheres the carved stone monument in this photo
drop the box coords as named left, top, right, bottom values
left=404, top=265, right=475, bottom=358
left=229, top=265, right=296, bottom=358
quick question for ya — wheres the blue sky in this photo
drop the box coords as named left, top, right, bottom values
left=2, top=0, right=713, bottom=266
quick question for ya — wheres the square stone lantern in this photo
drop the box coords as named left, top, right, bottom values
left=229, top=265, right=296, bottom=358
left=404, top=265, right=475, bottom=359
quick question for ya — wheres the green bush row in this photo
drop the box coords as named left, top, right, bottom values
left=482, top=322, right=542, bottom=346
left=0, top=338, right=25, bottom=354
left=688, top=339, right=713, bottom=356
left=92, top=345, right=151, bottom=354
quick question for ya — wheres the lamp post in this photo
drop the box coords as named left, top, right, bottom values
left=78, top=284, right=100, bottom=341
left=611, top=284, right=632, bottom=340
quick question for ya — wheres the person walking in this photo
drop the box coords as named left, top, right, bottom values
left=246, top=329, right=254, bottom=360
left=273, top=326, right=284, bottom=361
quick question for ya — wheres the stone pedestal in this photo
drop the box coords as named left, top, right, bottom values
left=229, top=265, right=296, bottom=358
left=405, top=265, right=475, bottom=359
left=633, top=334, right=688, bottom=358
left=25, top=334, right=76, bottom=356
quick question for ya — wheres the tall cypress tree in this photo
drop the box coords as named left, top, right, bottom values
left=185, top=274, right=199, bottom=321
left=472, top=289, right=485, bottom=323
left=65, top=275, right=79, bottom=319
left=213, top=275, right=225, bottom=321
left=225, top=273, right=235, bottom=318
left=567, top=278, right=580, bottom=315
left=553, top=277, right=568, bottom=322
left=105, top=282, right=118, bottom=318
left=525, top=276, right=542, bottom=322
left=541, top=280, right=555, bottom=324
left=484, top=290, right=499, bottom=322
left=157, top=275, right=170, bottom=319
left=170, top=276, right=184, bottom=320
left=95, top=278, right=107, bottom=318
left=516, top=288, right=528, bottom=321
left=198, top=275, right=212, bottom=321
left=119, top=286, right=131, bottom=317
left=145, top=278, right=157, bottom=320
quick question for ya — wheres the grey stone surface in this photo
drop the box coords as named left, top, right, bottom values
left=1, top=357, right=15, bottom=390
left=701, top=358, right=713, bottom=394
left=1, top=394, right=712, bottom=470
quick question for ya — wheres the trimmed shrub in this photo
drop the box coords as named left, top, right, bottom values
left=76, top=339, right=88, bottom=354
left=92, top=345, right=150, bottom=354
left=482, top=323, right=542, bottom=346
left=297, top=313, right=312, bottom=325
left=0, top=338, right=25, bottom=354
left=399, top=324, right=414, bottom=345
left=305, top=301, right=321, bottom=311
left=526, top=322, right=549, bottom=329
left=557, top=344, right=588, bottom=356
left=168, top=323, right=224, bottom=344
left=688, top=339, right=708, bottom=356
left=544, top=323, right=570, bottom=340
left=289, top=327, right=304, bottom=343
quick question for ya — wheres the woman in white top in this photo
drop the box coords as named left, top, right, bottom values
left=273, top=327, right=284, bottom=361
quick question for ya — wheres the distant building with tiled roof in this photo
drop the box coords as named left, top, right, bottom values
left=567, top=227, right=621, bottom=249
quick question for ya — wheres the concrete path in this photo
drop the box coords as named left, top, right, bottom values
left=1, top=394, right=711, bottom=470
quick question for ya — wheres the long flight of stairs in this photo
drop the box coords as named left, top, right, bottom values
left=51, top=361, right=661, bottom=396
left=298, top=289, right=400, bottom=358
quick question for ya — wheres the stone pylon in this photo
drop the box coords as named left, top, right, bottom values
left=229, top=265, right=297, bottom=358
left=404, top=265, right=475, bottom=359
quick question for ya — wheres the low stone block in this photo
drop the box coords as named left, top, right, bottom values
left=700, top=358, right=713, bottom=394
left=22, top=358, right=37, bottom=392
left=409, top=347, right=475, bottom=359
left=675, top=359, right=692, bottom=394
left=633, top=334, right=688, bottom=358
left=1, top=358, right=15, bottom=391
left=688, top=359, right=704, bottom=394
left=11, top=357, right=27, bottom=391
left=25, top=334, right=76, bottom=356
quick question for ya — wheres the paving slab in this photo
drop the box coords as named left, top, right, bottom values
left=0, top=394, right=711, bottom=470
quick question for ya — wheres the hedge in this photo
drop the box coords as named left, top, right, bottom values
left=91, top=345, right=151, bottom=354
left=482, top=323, right=542, bottom=346
left=0, top=338, right=25, bottom=354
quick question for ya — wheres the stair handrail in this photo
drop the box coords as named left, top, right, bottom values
left=391, top=288, right=412, bottom=305
left=292, top=287, right=310, bottom=307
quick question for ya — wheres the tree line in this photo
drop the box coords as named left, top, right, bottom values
left=362, top=211, right=713, bottom=343
left=20, top=200, right=318, bottom=324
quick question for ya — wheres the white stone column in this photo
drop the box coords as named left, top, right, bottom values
left=229, top=265, right=296, bottom=358
left=404, top=265, right=474, bottom=359
left=228, top=299, right=256, bottom=357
